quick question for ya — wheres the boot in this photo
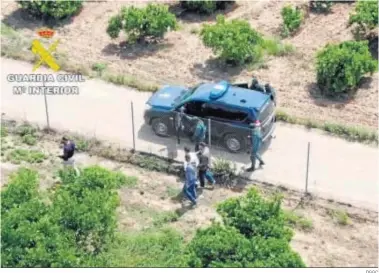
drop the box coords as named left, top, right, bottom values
left=246, top=164, right=255, bottom=172
left=259, top=161, right=265, bottom=167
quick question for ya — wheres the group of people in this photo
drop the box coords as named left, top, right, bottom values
left=182, top=142, right=216, bottom=207
left=251, top=77, right=276, bottom=105
left=179, top=118, right=266, bottom=207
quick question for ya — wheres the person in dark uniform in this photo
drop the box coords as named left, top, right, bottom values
left=246, top=121, right=265, bottom=172
left=264, top=83, right=277, bottom=105
left=174, top=106, right=185, bottom=144
left=186, top=117, right=206, bottom=152
left=251, top=77, right=266, bottom=93
left=58, top=137, right=76, bottom=161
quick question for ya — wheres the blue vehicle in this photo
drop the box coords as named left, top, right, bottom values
left=144, top=80, right=276, bottom=153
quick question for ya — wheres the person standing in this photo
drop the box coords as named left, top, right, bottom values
left=58, top=137, right=76, bottom=162
left=246, top=120, right=265, bottom=172
left=197, top=143, right=216, bottom=188
left=264, top=83, right=277, bottom=105
left=183, top=154, right=197, bottom=206
left=191, top=118, right=206, bottom=152
left=174, top=106, right=185, bottom=145
left=184, top=146, right=199, bottom=169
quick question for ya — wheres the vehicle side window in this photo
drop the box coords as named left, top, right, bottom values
left=183, top=101, right=205, bottom=117
left=202, top=103, right=248, bottom=122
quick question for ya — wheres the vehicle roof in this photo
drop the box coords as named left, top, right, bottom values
left=189, top=82, right=269, bottom=110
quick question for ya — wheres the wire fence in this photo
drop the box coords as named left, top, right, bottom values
left=4, top=97, right=378, bottom=210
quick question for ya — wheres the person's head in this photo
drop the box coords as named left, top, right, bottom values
left=185, top=154, right=191, bottom=162
left=252, top=78, right=258, bottom=85
left=180, top=106, right=185, bottom=113
left=265, top=83, right=270, bottom=89
left=61, top=136, right=69, bottom=144
left=184, top=146, right=190, bottom=154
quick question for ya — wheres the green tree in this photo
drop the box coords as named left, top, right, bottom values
left=281, top=5, right=303, bottom=37
left=186, top=188, right=305, bottom=267
left=107, top=3, right=177, bottom=43
left=200, top=15, right=264, bottom=65
left=217, top=188, right=293, bottom=241
left=17, top=0, right=83, bottom=20
left=349, top=0, right=378, bottom=40
left=180, top=1, right=234, bottom=15
left=1, top=166, right=131, bottom=267
left=316, top=40, right=377, bottom=96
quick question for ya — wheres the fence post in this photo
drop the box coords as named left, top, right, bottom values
left=43, top=80, right=50, bottom=129
left=208, top=118, right=211, bottom=159
left=131, top=101, right=136, bottom=152
left=305, top=142, right=310, bottom=194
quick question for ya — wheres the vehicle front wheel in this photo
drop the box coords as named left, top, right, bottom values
left=223, top=134, right=245, bottom=153
left=152, top=118, right=170, bottom=137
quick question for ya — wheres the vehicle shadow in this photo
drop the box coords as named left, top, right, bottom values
left=137, top=124, right=272, bottom=167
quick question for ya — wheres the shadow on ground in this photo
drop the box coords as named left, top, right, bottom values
left=101, top=41, right=174, bottom=61
left=307, top=75, right=375, bottom=109
left=190, top=58, right=246, bottom=82
left=1, top=7, right=80, bottom=31
left=168, top=2, right=238, bottom=23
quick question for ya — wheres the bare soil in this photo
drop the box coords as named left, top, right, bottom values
left=1, top=1, right=378, bottom=129
left=0, top=131, right=377, bottom=267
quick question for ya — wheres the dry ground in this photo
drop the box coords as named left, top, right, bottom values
left=1, top=0, right=378, bottom=129
left=0, top=130, right=378, bottom=268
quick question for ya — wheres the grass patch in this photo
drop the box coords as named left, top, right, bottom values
left=262, top=38, right=295, bottom=56
left=283, top=210, right=314, bottom=231
left=6, top=149, right=46, bottom=164
left=15, top=124, right=38, bottom=146
left=165, top=185, right=182, bottom=198
left=152, top=211, right=180, bottom=227
left=67, top=134, right=101, bottom=152
left=276, top=109, right=378, bottom=144
left=1, top=23, right=33, bottom=61
left=121, top=175, right=138, bottom=188
left=92, top=62, right=107, bottom=76
left=102, top=73, right=159, bottom=92
left=1, top=126, right=8, bottom=138
left=98, top=228, right=186, bottom=267
left=329, top=209, right=351, bottom=226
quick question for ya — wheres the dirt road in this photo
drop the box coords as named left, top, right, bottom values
left=1, top=58, right=378, bottom=210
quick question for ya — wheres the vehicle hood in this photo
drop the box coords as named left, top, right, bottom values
left=146, top=85, right=187, bottom=110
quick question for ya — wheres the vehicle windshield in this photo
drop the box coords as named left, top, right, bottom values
left=172, top=83, right=201, bottom=107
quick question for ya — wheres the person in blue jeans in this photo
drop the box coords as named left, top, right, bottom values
left=183, top=154, right=197, bottom=206
left=197, top=143, right=216, bottom=188
left=246, top=120, right=265, bottom=172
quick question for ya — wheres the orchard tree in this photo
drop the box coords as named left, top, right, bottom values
left=349, top=0, right=378, bottom=40
left=106, top=3, right=177, bottom=43
left=200, top=15, right=264, bottom=65
left=281, top=5, right=303, bottom=37
left=180, top=1, right=235, bottom=15
left=186, top=188, right=305, bottom=268
left=316, top=40, right=377, bottom=96
left=17, top=0, right=83, bottom=20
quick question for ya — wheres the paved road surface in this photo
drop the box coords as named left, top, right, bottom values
left=1, top=58, right=378, bottom=211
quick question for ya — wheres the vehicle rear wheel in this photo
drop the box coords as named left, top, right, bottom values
left=223, top=134, right=245, bottom=153
left=152, top=118, right=169, bottom=137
